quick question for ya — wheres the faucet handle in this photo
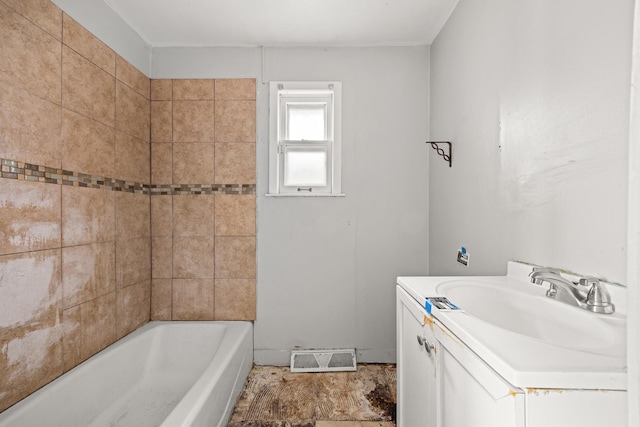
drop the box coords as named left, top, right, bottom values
left=576, top=276, right=595, bottom=290
left=580, top=277, right=615, bottom=314
left=579, top=277, right=600, bottom=289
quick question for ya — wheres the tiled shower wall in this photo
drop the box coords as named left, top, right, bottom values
left=0, top=0, right=256, bottom=413
left=149, top=79, right=256, bottom=321
left=0, top=0, right=151, bottom=411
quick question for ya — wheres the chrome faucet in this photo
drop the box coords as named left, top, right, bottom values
left=529, top=268, right=615, bottom=314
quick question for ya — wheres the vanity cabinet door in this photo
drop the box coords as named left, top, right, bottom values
left=397, top=287, right=437, bottom=427
left=525, top=388, right=626, bottom=427
left=434, top=327, right=525, bottom=427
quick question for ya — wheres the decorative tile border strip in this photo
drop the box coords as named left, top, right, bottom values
left=150, top=184, right=255, bottom=195
left=1, top=158, right=255, bottom=196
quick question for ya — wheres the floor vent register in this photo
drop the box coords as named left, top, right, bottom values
left=290, top=349, right=357, bottom=372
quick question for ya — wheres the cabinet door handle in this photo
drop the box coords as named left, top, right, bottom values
left=417, top=335, right=435, bottom=353
left=417, top=335, right=426, bottom=346
left=424, top=341, right=435, bottom=354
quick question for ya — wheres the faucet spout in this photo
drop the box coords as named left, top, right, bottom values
left=530, top=271, right=584, bottom=306
left=528, top=269, right=615, bottom=314
left=545, top=276, right=584, bottom=304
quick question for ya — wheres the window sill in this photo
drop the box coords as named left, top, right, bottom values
left=265, top=193, right=346, bottom=197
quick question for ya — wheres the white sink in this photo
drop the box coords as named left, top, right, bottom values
left=436, top=278, right=626, bottom=359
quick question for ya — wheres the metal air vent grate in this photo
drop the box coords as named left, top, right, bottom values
left=290, top=349, right=357, bottom=373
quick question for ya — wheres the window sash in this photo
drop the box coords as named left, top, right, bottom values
left=283, top=102, right=329, bottom=141
left=269, top=81, right=342, bottom=196
left=281, top=144, right=332, bottom=192
left=278, top=92, right=334, bottom=193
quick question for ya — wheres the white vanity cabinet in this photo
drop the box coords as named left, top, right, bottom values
left=396, top=277, right=627, bottom=427
left=396, top=286, right=524, bottom=427
left=396, top=286, right=437, bottom=426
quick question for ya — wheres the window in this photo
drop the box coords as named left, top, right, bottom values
left=269, top=81, right=343, bottom=196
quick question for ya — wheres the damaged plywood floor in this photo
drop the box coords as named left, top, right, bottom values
left=228, top=364, right=396, bottom=427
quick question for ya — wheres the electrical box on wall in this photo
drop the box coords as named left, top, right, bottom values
left=457, top=247, right=469, bottom=266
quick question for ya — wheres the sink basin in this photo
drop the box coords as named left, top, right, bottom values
left=436, top=278, right=626, bottom=359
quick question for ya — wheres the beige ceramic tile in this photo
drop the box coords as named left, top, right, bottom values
left=151, top=278, right=172, bottom=320
left=173, top=236, right=214, bottom=279
left=151, top=79, right=172, bottom=100
left=116, top=280, right=150, bottom=338
left=173, top=143, right=215, bottom=184
left=0, top=318, right=63, bottom=412
left=62, top=46, right=115, bottom=127
left=172, top=278, right=214, bottom=320
left=62, top=185, right=115, bottom=246
left=62, top=14, right=115, bottom=75
left=116, top=55, right=150, bottom=98
left=3, top=0, right=63, bottom=40
left=115, top=131, right=150, bottom=183
left=214, top=194, right=255, bottom=236
left=151, top=195, right=172, bottom=237
left=173, top=195, right=215, bottom=237
left=0, top=252, right=63, bottom=411
left=0, top=81, right=62, bottom=168
left=215, top=79, right=256, bottom=100
left=0, top=2, right=62, bottom=104
left=0, top=249, right=62, bottom=334
left=115, top=192, right=150, bottom=240
left=62, top=291, right=117, bottom=371
left=173, top=100, right=215, bottom=143
left=116, top=237, right=151, bottom=289
left=62, top=241, right=116, bottom=309
left=151, top=100, right=173, bottom=143
left=116, top=81, right=150, bottom=142
left=215, top=100, right=256, bottom=143
left=214, top=143, right=256, bottom=184
left=62, top=109, right=115, bottom=178
left=0, top=179, right=61, bottom=256
left=173, top=79, right=214, bottom=100
left=214, top=237, right=256, bottom=279
left=152, top=237, right=172, bottom=279
left=151, top=142, right=173, bottom=185
left=214, top=279, right=256, bottom=320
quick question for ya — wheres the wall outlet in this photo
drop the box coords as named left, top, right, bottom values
left=457, top=247, right=469, bottom=266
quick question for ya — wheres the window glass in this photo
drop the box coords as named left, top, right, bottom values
left=284, top=148, right=327, bottom=187
left=286, top=103, right=327, bottom=141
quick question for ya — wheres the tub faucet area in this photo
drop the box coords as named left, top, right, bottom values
left=529, top=268, right=615, bottom=314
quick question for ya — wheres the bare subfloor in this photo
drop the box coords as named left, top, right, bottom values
left=228, top=364, right=397, bottom=427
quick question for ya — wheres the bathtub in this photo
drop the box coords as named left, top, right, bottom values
left=0, top=321, right=253, bottom=427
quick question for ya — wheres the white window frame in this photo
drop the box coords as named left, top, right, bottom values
left=268, top=81, right=343, bottom=196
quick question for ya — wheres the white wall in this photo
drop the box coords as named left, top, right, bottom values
left=429, top=0, right=633, bottom=284
left=150, top=47, right=261, bottom=79
left=628, top=1, right=640, bottom=422
left=152, top=46, right=430, bottom=364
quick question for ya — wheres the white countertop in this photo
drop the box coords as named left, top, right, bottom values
left=397, top=262, right=627, bottom=391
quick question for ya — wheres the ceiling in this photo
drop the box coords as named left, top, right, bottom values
left=102, top=0, right=458, bottom=47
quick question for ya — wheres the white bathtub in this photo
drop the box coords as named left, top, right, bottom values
left=0, top=321, right=253, bottom=427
